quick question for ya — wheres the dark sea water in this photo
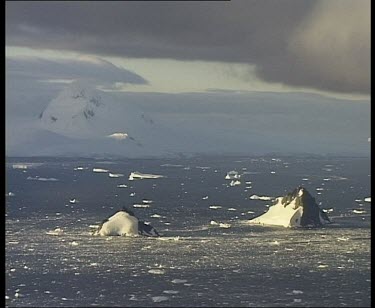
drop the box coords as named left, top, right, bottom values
left=5, top=156, right=371, bottom=307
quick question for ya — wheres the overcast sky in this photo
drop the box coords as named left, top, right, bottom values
left=5, top=1, right=371, bottom=157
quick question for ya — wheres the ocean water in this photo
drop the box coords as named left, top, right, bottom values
left=5, top=156, right=371, bottom=307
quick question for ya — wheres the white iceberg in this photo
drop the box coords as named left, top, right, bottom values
left=128, top=171, right=164, bottom=180
left=225, top=171, right=241, bottom=180
left=249, top=187, right=330, bottom=228
left=250, top=194, right=274, bottom=201
left=229, top=180, right=241, bottom=186
left=93, top=207, right=159, bottom=237
left=108, top=172, right=124, bottom=178
left=107, top=132, right=129, bottom=140
left=364, top=197, right=371, bottom=202
left=92, top=168, right=109, bottom=173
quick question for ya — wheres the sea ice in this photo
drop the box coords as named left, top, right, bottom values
left=229, top=180, right=241, bottom=186
left=225, top=171, right=241, bottom=180
left=249, top=195, right=273, bottom=201
left=92, top=168, right=109, bottom=173
left=171, top=279, right=187, bottom=284
left=364, top=197, right=371, bottom=202
left=117, top=184, right=128, bottom=188
left=129, top=171, right=164, bottom=180
left=148, top=269, right=165, bottom=275
left=133, top=204, right=150, bottom=208
left=152, top=296, right=169, bottom=303
left=6, top=192, right=15, bottom=197
left=209, top=205, right=222, bottom=209
left=26, top=176, right=58, bottom=181
left=108, top=173, right=124, bottom=178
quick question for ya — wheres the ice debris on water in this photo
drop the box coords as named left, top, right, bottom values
left=148, top=269, right=165, bottom=275
left=46, top=228, right=64, bottom=236
left=219, top=223, right=231, bottom=229
left=152, top=296, right=169, bottom=303
left=171, top=279, right=187, bottom=284
left=209, top=205, right=222, bottom=209
left=163, top=290, right=179, bottom=294
left=250, top=195, right=274, bottom=201
left=364, top=197, right=371, bottom=202
left=117, top=184, right=128, bottom=188
left=6, top=192, right=16, bottom=197
left=92, top=168, right=109, bottom=173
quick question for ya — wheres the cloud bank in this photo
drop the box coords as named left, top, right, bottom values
left=6, top=0, right=370, bottom=94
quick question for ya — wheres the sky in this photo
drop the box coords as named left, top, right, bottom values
left=5, top=1, right=371, bottom=157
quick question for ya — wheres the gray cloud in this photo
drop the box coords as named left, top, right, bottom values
left=6, top=0, right=370, bottom=94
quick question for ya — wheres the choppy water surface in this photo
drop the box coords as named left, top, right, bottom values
left=6, top=156, right=371, bottom=307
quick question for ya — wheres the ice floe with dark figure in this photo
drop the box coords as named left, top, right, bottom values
left=93, top=207, right=160, bottom=237
left=249, top=187, right=331, bottom=228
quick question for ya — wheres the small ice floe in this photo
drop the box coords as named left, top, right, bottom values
left=270, top=171, right=276, bottom=174
left=5, top=192, right=15, bottom=197
left=316, top=188, right=324, bottom=191
left=210, top=220, right=219, bottom=225
left=317, top=264, right=329, bottom=268
left=229, top=180, right=241, bottom=186
left=337, top=237, right=350, bottom=241
left=355, top=199, right=362, bottom=202
left=163, top=290, right=179, bottom=294
left=292, top=290, right=304, bottom=295
left=150, top=214, right=162, bottom=218
left=249, top=195, right=273, bottom=201
left=46, top=228, right=64, bottom=236
left=302, top=178, right=309, bottom=181
left=89, top=263, right=98, bottom=267
left=270, top=240, right=280, bottom=246
left=117, top=184, right=128, bottom=188
left=107, top=132, right=128, bottom=140
left=247, top=211, right=255, bottom=214
left=225, top=170, right=241, bottom=180
left=142, top=199, right=153, bottom=204
left=160, top=164, right=183, bottom=168
left=227, top=208, right=237, bottom=211
left=92, top=168, right=109, bottom=173
left=133, top=204, right=150, bottom=208
left=129, top=171, right=164, bottom=180
left=129, top=192, right=136, bottom=197
left=148, top=269, right=165, bottom=275
left=352, top=209, right=366, bottom=214
left=219, top=223, right=231, bottom=228
left=69, top=199, right=77, bottom=204
left=12, top=164, right=28, bottom=169
left=209, top=205, right=222, bottom=209
left=26, top=176, right=58, bottom=181
left=109, top=173, right=124, bottom=178
left=322, top=208, right=334, bottom=213
left=323, top=178, right=331, bottom=181
left=73, top=167, right=87, bottom=171
left=70, top=241, right=79, bottom=246
left=171, top=279, right=187, bottom=284
left=245, top=181, right=252, bottom=184
left=152, top=296, right=169, bottom=303
left=196, top=166, right=211, bottom=170
left=202, top=196, right=209, bottom=200
left=364, top=197, right=371, bottom=203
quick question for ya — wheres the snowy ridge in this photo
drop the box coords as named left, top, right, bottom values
left=249, top=187, right=330, bottom=228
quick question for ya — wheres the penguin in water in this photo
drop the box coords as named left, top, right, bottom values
left=94, top=207, right=160, bottom=237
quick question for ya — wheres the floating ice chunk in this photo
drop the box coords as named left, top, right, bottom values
left=245, top=181, right=252, bottom=184
left=89, top=263, right=98, bottom=266
left=12, top=164, right=28, bottom=169
left=69, top=199, right=77, bottom=204
left=202, top=196, right=209, bottom=200
left=352, top=209, right=366, bottom=214
left=152, top=296, right=169, bottom=303
left=219, top=223, right=231, bottom=228
left=92, top=168, right=108, bottom=173
left=337, top=237, right=350, bottom=241
left=196, top=166, right=210, bottom=170
left=250, top=195, right=274, bottom=201
left=109, top=173, right=124, bottom=178
left=225, top=171, right=241, bottom=180
left=317, top=264, right=328, bottom=268
left=142, top=199, right=153, bottom=204
left=70, top=241, right=79, bottom=246
left=229, top=180, right=241, bottom=186
left=210, top=220, right=219, bottom=225
left=247, top=211, right=255, bottom=214
left=74, top=166, right=87, bottom=171
left=355, top=199, right=362, bottom=202
left=27, top=176, right=58, bottom=181
left=5, top=192, right=15, bottom=197
left=364, top=197, right=371, bottom=202
left=292, top=290, right=304, bottom=294
left=117, top=184, right=128, bottom=188
left=148, top=269, right=165, bottom=275
left=133, top=204, right=150, bottom=208
left=46, top=228, right=64, bottom=236
left=322, top=208, right=334, bottom=213
left=323, top=178, right=331, bottom=181
left=129, top=192, right=136, bottom=197
left=316, top=187, right=324, bottom=191
left=107, top=132, right=128, bottom=140
left=163, top=290, right=179, bottom=294
left=171, top=279, right=187, bottom=284
left=302, top=178, right=309, bottom=181
left=160, top=164, right=183, bottom=167
left=150, top=214, right=162, bottom=218
left=129, top=171, right=164, bottom=180
left=209, top=205, right=222, bottom=209
left=270, top=171, right=276, bottom=174
left=227, top=208, right=237, bottom=211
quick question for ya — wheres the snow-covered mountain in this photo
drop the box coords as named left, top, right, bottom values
left=249, top=187, right=331, bottom=228
left=37, top=80, right=179, bottom=157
